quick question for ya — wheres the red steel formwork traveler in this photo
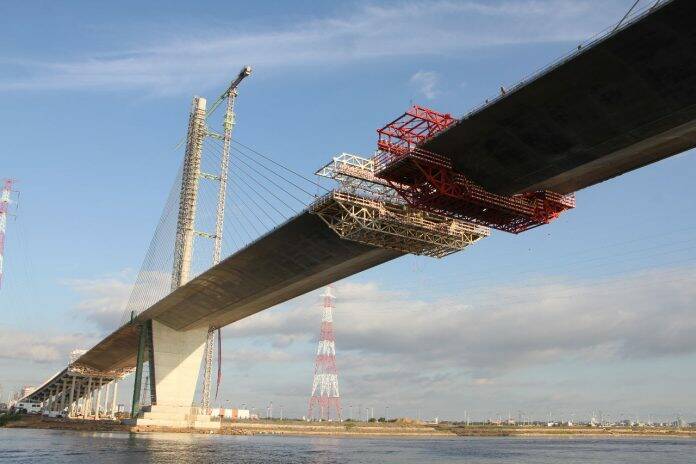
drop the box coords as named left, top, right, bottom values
left=373, top=106, right=575, bottom=234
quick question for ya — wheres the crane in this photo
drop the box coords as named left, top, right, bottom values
left=201, top=66, right=252, bottom=413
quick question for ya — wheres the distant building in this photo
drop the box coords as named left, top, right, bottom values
left=210, top=408, right=250, bottom=420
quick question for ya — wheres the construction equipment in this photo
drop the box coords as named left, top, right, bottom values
left=314, top=153, right=489, bottom=257
left=373, top=106, right=575, bottom=233
left=201, top=66, right=252, bottom=413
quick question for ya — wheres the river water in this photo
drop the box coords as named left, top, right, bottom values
left=1, top=429, right=695, bottom=463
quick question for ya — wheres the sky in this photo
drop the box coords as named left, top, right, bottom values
left=1, top=0, right=695, bottom=423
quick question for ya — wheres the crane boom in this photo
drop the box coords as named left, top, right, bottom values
left=206, top=66, right=252, bottom=116
left=201, top=66, right=252, bottom=413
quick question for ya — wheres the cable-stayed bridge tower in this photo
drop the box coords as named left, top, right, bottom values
left=130, top=67, right=252, bottom=426
left=308, top=286, right=341, bottom=421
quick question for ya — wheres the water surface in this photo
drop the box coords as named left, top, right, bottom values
left=1, top=428, right=695, bottom=463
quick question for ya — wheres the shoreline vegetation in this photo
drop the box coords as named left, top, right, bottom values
left=2, top=415, right=696, bottom=438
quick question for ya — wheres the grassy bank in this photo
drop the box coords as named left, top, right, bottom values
left=217, top=419, right=452, bottom=437
left=5, top=415, right=449, bottom=437
left=0, top=412, right=21, bottom=427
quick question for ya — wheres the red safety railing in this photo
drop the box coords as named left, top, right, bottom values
left=377, top=105, right=456, bottom=155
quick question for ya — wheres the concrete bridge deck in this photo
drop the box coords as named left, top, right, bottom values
left=76, top=211, right=402, bottom=374
left=423, top=0, right=696, bottom=195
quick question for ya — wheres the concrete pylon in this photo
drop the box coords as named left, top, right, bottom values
left=171, top=96, right=206, bottom=292
left=130, top=96, right=219, bottom=429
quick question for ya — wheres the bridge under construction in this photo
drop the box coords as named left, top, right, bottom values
left=19, top=0, right=696, bottom=428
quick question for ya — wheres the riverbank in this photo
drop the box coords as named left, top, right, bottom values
left=438, top=424, right=696, bottom=438
left=3, top=415, right=695, bottom=439
left=2, top=415, right=451, bottom=437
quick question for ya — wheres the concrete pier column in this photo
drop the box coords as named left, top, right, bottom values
left=59, top=378, right=68, bottom=413
left=73, top=386, right=80, bottom=417
left=103, top=382, right=111, bottom=416
left=94, top=378, right=103, bottom=419
left=76, top=384, right=83, bottom=417
left=130, top=320, right=217, bottom=429
left=111, top=381, right=118, bottom=418
left=150, top=320, right=208, bottom=408
left=79, top=384, right=86, bottom=417
left=45, top=389, right=53, bottom=412
left=84, top=377, right=93, bottom=417
left=50, top=388, right=58, bottom=412
left=50, top=388, right=57, bottom=412
left=44, top=389, right=50, bottom=412
left=68, top=376, right=76, bottom=417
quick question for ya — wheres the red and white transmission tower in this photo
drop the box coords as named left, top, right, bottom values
left=308, top=286, right=341, bottom=421
left=0, top=179, right=13, bottom=288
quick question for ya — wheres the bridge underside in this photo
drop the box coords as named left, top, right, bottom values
left=423, top=0, right=696, bottom=195
left=76, top=211, right=402, bottom=374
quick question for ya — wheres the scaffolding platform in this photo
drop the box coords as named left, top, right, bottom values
left=311, top=190, right=488, bottom=258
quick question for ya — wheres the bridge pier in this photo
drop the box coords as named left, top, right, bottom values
left=129, top=320, right=219, bottom=429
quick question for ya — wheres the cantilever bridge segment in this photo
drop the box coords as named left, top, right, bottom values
left=20, top=0, right=696, bottom=426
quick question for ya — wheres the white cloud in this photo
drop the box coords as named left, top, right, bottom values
left=227, top=265, right=696, bottom=378
left=410, top=71, right=441, bottom=99
left=0, top=1, right=622, bottom=93
left=215, top=266, right=696, bottom=417
left=63, top=272, right=133, bottom=331
left=0, top=327, right=96, bottom=364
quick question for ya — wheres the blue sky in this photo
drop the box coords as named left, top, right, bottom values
left=1, top=0, right=695, bottom=423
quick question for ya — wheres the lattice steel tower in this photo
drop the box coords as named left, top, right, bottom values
left=0, top=179, right=13, bottom=288
left=308, top=286, right=341, bottom=421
